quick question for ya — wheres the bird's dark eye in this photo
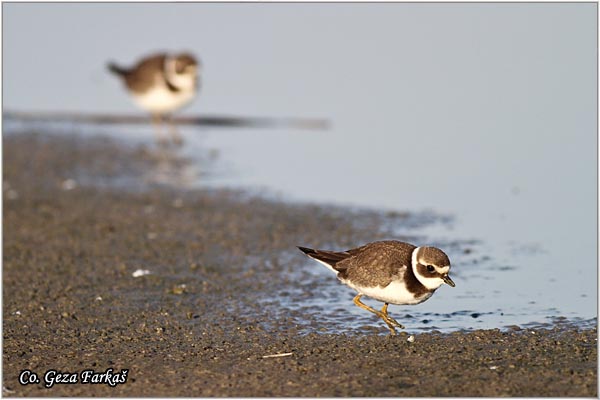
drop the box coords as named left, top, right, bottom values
left=426, top=265, right=435, bottom=272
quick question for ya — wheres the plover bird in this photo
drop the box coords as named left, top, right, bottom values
left=107, top=52, right=200, bottom=143
left=298, top=240, right=455, bottom=335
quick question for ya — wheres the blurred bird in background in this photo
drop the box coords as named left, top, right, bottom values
left=107, top=52, right=200, bottom=145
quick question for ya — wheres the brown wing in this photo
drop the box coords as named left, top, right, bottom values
left=336, top=241, right=415, bottom=287
left=123, top=54, right=166, bottom=93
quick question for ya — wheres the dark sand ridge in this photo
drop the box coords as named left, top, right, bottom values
left=3, top=132, right=597, bottom=397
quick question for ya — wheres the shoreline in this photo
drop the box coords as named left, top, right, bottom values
left=3, top=131, right=597, bottom=396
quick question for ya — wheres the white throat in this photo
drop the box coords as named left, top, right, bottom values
left=411, top=247, right=445, bottom=290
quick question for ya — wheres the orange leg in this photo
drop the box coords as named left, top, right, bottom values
left=381, top=302, right=404, bottom=329
left=353, top=294, right=404, bottom=335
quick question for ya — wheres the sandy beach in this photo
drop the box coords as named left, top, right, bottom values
left=3, top=132, right=597, bottom=397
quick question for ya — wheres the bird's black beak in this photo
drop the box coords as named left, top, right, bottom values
left=443, top=275, right=456, bottom=287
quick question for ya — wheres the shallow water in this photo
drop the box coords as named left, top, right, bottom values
left=4, top=117, right=597, bottom=333
left=183, top=123, right=595, bottom=333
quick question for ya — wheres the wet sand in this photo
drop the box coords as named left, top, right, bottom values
left=3, top=132, right=597, bottom=397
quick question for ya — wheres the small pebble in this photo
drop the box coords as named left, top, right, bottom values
left=171, top=284, right=187, bottom=295
left=407, top=335, right=415, bottom=343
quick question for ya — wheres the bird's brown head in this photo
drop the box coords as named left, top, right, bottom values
left=174, top=53, right=199, bottom=74
left=412, top=246, right=455, bottom=290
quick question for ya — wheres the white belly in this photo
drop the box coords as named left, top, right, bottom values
left=343, top=279, right=433, bottom=305
left=132, top=86, right=195, bottom=114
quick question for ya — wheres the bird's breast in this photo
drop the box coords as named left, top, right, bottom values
left=132, top=85, right=196, bottom=114
left=345, top=279, right=434, bottom=305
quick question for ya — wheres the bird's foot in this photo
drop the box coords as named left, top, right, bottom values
left=380, top=303, right=404, bottom=330
left=384, top=316, right=405, bottom=329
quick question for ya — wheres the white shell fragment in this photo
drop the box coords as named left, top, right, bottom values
left=262, top=352, right=293, bottom=359
left=132, top=269, right=152, bottom=278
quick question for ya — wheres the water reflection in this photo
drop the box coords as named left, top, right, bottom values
left=139, top=142, right=200, bottom=187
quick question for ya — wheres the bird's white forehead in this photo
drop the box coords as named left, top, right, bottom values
left=438, top=266, right=450, bottom=274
